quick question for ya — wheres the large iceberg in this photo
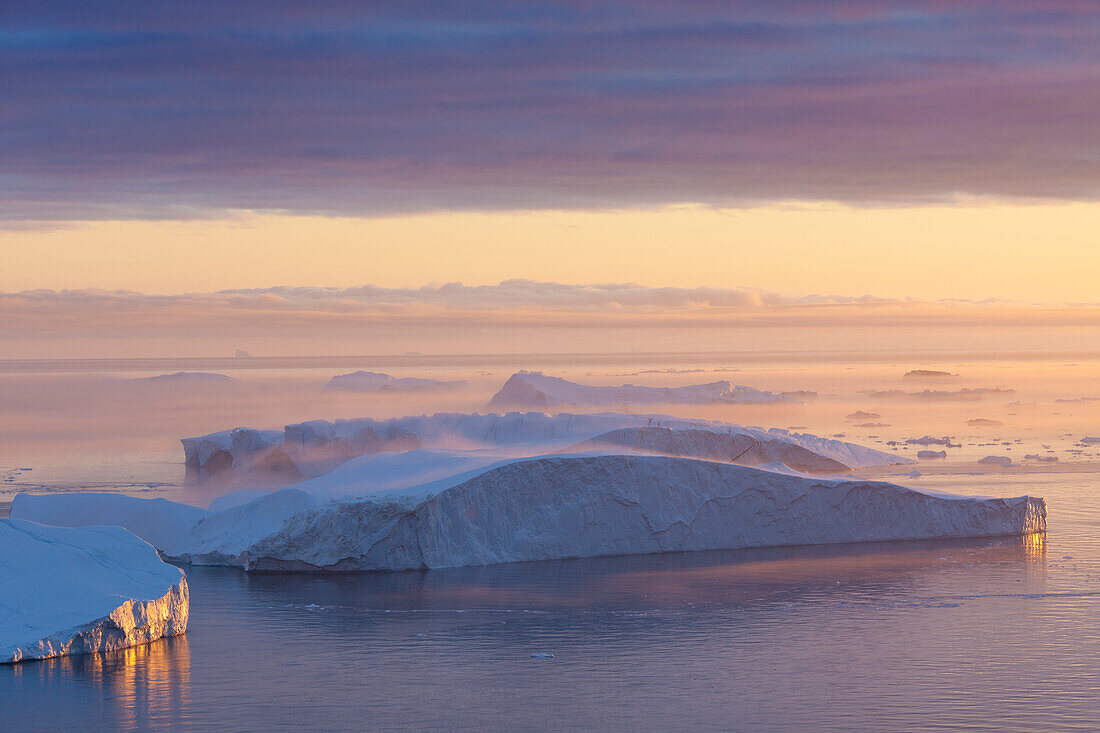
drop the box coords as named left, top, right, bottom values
left=0, top=519, right=189, bottom=663
left=181, top=410, right=910, bottom=481
left=11, top=451, right=1045, bottom=574
left=489, top=371, right=789, bottom=408
left=324, top=371, right=467, bottom=393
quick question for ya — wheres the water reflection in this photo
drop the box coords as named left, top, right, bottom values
left=3, top=636, right=191, bottom=732
left=236, top=533, right=1050, bottom=616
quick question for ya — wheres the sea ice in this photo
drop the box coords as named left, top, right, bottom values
left=979, top=456, right=1013, bottom=465
left=0, top=519, right=188, bottom=663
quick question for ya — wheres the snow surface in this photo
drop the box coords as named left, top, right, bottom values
left=181, top=410, right=911, bottom=481
left=0, top=519, right=188, bottom=663
left=12, top=451, right=1045, bottom=574
left=324, top=371, right=467, bottom=393
left=489, top=371, right=788, bottom=408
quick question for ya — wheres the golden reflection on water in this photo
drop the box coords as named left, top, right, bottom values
left=1022, top=531, right=1048, bottom=575
left=10, top=636, right=190, bottom=731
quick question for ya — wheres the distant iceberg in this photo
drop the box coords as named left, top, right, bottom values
left=128, top=371, right=236, bottom=383
left=324, top=371, right=467, bottom=393
left=12, top=450, right=1045, bottom=574
left=489, top=371, right=790, bottom=408
left=1, top=519, right=188, bottom=663
left=576, top=427, right=867, bottom=474
left=180, top=411, right=912, bottom=481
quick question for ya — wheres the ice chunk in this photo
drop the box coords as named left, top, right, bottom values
left=903, top=370, right=959, bottom=380
left=979, top=456, right=1013, bottom=465
left=0, top=519, right=188, bottom=663
left=846, top=411, right=881, bottom=420
left=917, top=450, right=947, bottom=459
left=906, top=436, right=953, bottom=446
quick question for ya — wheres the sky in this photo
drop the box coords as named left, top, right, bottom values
left=2, top=1, right=1098, bottom=355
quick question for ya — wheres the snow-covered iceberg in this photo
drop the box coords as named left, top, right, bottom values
left=12, top=451, right=1045, bottom=574
left=324, top=371, right=467, bottom=393
left=182, top=410, right=910, bottom=481
left=0, top=519, right=189, bottom=663
left=489, top=371, right=789, bottom=408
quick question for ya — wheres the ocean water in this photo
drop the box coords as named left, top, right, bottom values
left=1, top=355, right=1098, bottom=731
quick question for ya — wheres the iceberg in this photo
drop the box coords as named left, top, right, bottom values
left=181, top=426, right=289, bottom=481
left=575, top=427, right=861, bottom=473
left=917, top=450, right=947, bottom=459
left=129, top=371, right=236, bottom=383
left=0, top=519, right=189, bottom=663
left=324, top=371, right=467, bottom=393
left=488, top=371, right=789, bottom=408
left=182, top=411, right=911, bottom=481
left=11, top=451, right=1045, bottom=574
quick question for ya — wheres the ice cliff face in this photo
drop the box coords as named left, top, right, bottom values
left=489, top=371, right=788, bottom=408
left=12, top=454, right=1045, bottom=574
left=181, top=411, right=910, bottom=482
left=0, top=519, right=189, bottom=663
left=324, top=371, right=468, bottom=392
left=182, top=426, right=289, bottom=480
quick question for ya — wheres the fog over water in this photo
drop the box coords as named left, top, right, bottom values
left=1, top=349, right=1097, bottom=731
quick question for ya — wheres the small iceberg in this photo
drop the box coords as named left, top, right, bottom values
left=0, top=519, right=189, bottom=663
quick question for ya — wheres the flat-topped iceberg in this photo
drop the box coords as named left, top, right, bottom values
left=182, top=410, right=910, bottom=481
left=324, top=371, right=467, bottom=393
left=0, top=519, right=189, bottom=663
left=489, top=371, right=789, bottom=408
left=12, top=451, right=1045, bottom=574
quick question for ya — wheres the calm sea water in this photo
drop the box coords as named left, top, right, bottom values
left=1, top=357, right=1098, bottom=731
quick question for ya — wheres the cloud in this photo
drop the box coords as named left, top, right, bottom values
left=2, top=1, right=1099, bottom=221
left=4, top=280, right=1100, bottom=338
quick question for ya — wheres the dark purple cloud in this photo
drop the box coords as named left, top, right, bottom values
left=2, top=1, right=1098, bottom=220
